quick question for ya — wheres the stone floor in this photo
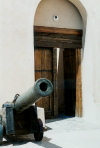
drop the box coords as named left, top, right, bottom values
left=1, top=117, right=100, bottom=148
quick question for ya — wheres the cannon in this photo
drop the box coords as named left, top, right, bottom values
left=0, top=78, right=53, bottom=144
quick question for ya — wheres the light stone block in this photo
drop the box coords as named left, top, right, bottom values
left=37, top=107, right=45, bottom=127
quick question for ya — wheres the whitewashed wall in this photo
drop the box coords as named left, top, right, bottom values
left=71, top=0, right=100, bottom=125
left=0, top=0, right=100, bottom=125
left=0, top=0, right=37, bottom=105
left=81, top=1, right=100, bottom=125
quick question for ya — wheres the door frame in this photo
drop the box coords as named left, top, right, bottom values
left=34, top=25, right=83, bottom=117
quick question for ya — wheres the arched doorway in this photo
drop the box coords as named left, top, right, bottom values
left=34, top=0, right=84, bottom=118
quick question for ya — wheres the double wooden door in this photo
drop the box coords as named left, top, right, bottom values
left=34, top=26, right=82, bottom=118
left=34, top=48, right=54, bottom=118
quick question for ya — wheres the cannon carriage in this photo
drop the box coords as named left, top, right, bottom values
left=0, top=78, right=53, bottom=144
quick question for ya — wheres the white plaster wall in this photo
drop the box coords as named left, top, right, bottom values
left=71, top=0, right=100, bottom=125
left=35, top=0, right=83, bottom=29
left=0, top=0, right=100, bottom=126
left=0, top=0, right=38, bottom=105
left=82, top=2, right=100, bottom=125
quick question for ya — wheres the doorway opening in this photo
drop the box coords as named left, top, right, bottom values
left=63, top=48, right=79, bottom=117
left=34, top=26, right=82, bottom=118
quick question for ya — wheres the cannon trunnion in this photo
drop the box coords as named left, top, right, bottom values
left=0, top=78, right=53, bottom=144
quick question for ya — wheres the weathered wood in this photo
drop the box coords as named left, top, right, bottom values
left=76, top=49, right=82, bottom=117
left=34, top=32, right=82, bottom=40
left=34, top=26, right=82, bottom=48
left=34, top=26, right=82, bottom=118
left=34, top=36, right=82, bottom=48
left=34, top=26, right=82, bottom=36
left=53, top=48, right=58, bottom=117
left=34, top=48, right=54, bottom=118
left=35, top=36, right=81, bottom=43
left=63, top=48, right=82, bottom=117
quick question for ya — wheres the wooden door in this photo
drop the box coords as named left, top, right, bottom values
left=63, top=48, right=82, bottom=117
left=34, top=47, right=54, bottom=118
left=34, top=26, right=82, bottom=118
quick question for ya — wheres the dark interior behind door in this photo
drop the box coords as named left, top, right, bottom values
left=63, top=48, right=76, bottom=116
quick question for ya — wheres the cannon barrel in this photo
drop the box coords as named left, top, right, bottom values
left=14, top=78, right=53, bottom=113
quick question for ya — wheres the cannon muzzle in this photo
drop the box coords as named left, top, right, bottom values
left=14, top=78, right=53, bottom=113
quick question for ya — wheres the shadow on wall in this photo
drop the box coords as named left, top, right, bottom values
left=69, top=0, right=87, bottom=47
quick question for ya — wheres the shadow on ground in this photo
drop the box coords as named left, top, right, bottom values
left=1, top=136, right=62, bottom=148
left=46, top=114, right=73, bottom=123
left=35, top=137, right=62, bottom=148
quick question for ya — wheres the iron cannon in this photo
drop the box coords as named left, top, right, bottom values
left=0, top=78, right=53, bottom=144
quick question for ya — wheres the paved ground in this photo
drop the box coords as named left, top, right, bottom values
left=1, top=117, right=100, bottom=148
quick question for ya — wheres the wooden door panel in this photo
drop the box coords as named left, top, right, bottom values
left=34, top=48, right=53, bottom=118
left=35, top=49, right=42, bottom=70
left=76, top=49, right=82, bottom=117
left=63, top=48, right=82, bottom=117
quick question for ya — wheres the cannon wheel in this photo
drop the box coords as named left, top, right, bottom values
left=34, top=119, right=43, bottom=141
left=0, top=124, right=3, bottom=144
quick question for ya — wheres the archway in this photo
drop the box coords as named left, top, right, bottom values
left=34, top=0, right=87, bottom=118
